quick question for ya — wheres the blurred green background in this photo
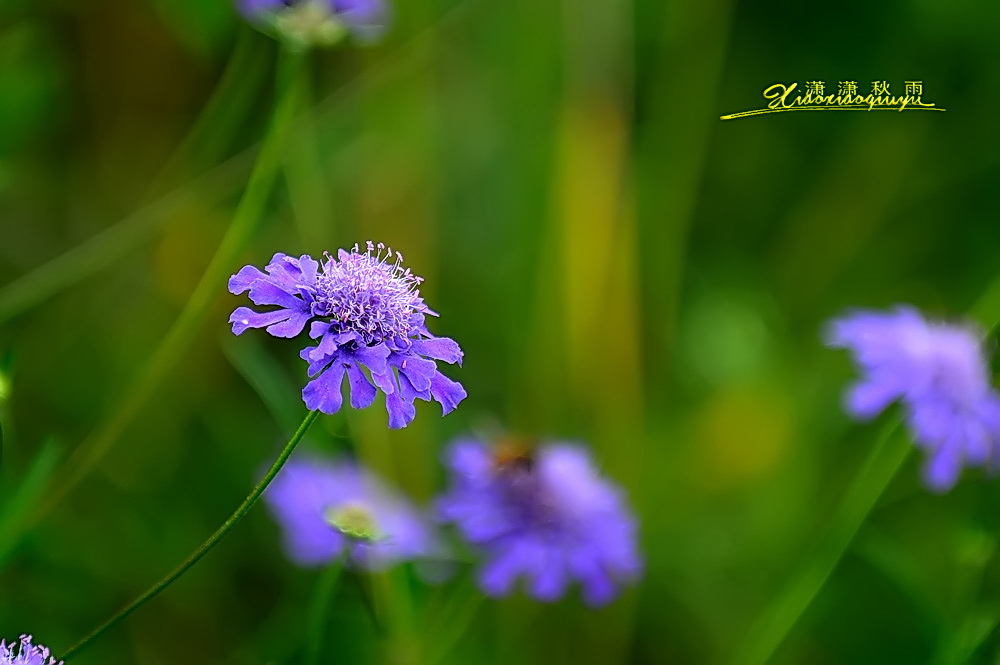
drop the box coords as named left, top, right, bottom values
left=2, top=0, right=1000, bottom=663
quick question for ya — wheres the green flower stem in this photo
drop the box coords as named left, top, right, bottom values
left=60, top=410, right=319, bottom=661
left=29, top=50, right=305, bottom=527
left=305, top=559, right=344, bottom=665
left=731, top=420, right=909, bottom=665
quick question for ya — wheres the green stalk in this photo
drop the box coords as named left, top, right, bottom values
left=60, top=410, right=319, bottom=661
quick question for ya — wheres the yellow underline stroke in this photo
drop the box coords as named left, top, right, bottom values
left=720, top=106, right=946, bottom=120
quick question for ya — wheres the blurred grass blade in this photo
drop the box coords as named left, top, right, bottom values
left=0, top=440, right=60, bottom=567
left=305, top=560, right=344, bottom=665
left=222, top=335, right=302, bottom=433
left=0, top=155, right=251, bottom=324
left=0, top=29, right=269, bottom=325
left=731, top=420, right=909, bottom=665
left=25, top=51, right=306, bottom=531
left=426, top=575, right=483, bottom=664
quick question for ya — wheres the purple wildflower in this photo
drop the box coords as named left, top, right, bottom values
left=826, top=305, right=1000, bottom=491
left=264, top=455, right=437, bottom=569
left=0, top=636, right=62, bottom=665
left=437, top=438, right=642, bottom=607
left=238, top=0, right=387, bottom=47
left=229, top=242, right=466, bottom=428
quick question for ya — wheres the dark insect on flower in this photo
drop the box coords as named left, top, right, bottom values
left=229, top=242, right=466, bottom=428
left=1, top=635, right=63, bottom=665
left=826, top=305, right=1000, bottom=492
left=437, top=438, right=642, bottom=606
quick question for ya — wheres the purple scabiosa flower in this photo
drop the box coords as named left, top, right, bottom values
left=264, top=455, right=437, bottom=569
left=437, top=438, right=642, bottom=607
left=826, top=305, right=1000, bottom=492
left=239, top=0, right=388, bottom=48
left=0, top=636, right=62, bottom=665
left=229, top=242, right=466, bottom=428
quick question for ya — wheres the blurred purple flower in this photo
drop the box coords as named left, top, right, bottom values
left=826, top=305, right=1000, bottom=491
left=238, top=0, right=388, bottom=47
left=0, top=636, right=62, bottom=665
left=264, top=455, right=437, bottom=569
left=437, top=439, right=642, bottom=607
left=229, top=242, right=465, bottom=428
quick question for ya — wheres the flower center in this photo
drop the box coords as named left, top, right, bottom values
left=324, top=501, right=381, bottom=542
left=274, top=0, right=348, bottom=49
left=314, top=242, right=425, bottom=345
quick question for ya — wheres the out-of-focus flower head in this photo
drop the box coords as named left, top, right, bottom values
left=437, top=438, right=642, bottom=606
left=826, top=305, right=1000, bottom=491
left=229, top=242, right=466, bottom=428
left=0, top=636, right=62, bottom=665
left=239, top=0, right=388, bottom=49
left=264, top=455, right=437, bottom=569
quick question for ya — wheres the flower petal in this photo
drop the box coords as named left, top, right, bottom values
left=229, top=306, right=310, bottom=338
left=411, top=337, right=464, bottom=365
left=386, top=390, right=416, bottom=429
left=229, top=265, right=267, bottom=294
left=429, top=372, right=467, bottom=415
left=302, top=363, right=348, bottom=414
left=396, top=354, right=437, bottom=392
left=346, top=363, right=377, bottom=409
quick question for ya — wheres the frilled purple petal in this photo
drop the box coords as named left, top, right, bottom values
left=232, top=253, right=317, bottom=294
left=301, top=339, right=391, bottom=413
left=230, top=306, right=312, bottom=338
left=438, top=439, right=641, bottom=605
left=302, top=362, right=347, bottom=414
left=246, top=280, right=305, bottom=312
left=410, top=337, right=463, bottom=365
left=229, top=254, right=319, bottom=338
left=347, top=363, right=377, bottom=409
left=429, top=372, right=467, bottom=415
left=308, top=320, right=333, bottom=340
left=265, top=456, right=436, bottom=569
left=398, top=370, right=430, bottom=403
left=353, top=342, right=391, bottom=376
left=394, top=354, right=437, bottom=392
left=386, top=390, right=416, bottom=429
left=229, top=264, right=268, bottom=295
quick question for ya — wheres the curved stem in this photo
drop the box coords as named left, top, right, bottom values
left=731, top=420, right=909, bottom=665
left=60, top=410, right=319, bottom=661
